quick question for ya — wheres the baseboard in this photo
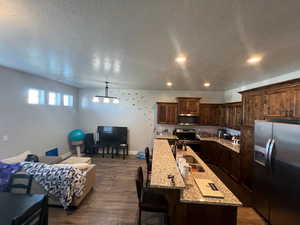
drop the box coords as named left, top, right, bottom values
left=128, top=150, right=139, bottom=155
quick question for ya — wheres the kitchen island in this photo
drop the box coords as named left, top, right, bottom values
left=151, top=139, right=242, bottom=225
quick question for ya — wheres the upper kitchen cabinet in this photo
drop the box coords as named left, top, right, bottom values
left=291, top=85, right=300, bottom=119
left=242, top=90, right=264, bottom=127
left=157, top=102, right=178, bottom=124
left=263, top=86, right=292, bottom=119
left=199, top=104, right=220, bottom=126
left=177, top=97, right=201, bottom=116
left=218, top=104, right=227, bottom=127
left=226, top=102, right=242, bottom=130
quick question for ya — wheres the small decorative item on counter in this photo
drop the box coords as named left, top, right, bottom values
left=168, top=174, right=175, bottom=186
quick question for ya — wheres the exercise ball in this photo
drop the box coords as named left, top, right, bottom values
left=69, top=129, right=85, bottom=142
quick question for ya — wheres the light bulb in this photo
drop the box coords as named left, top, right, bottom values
left=92, top=97, right=99, bottom=103
left=103, top=98, right=110, bottom=103
left=113, top=98, right=120, bottom=104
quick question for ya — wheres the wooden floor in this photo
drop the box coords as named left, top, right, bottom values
left=49, top=155, right=267, bottom=225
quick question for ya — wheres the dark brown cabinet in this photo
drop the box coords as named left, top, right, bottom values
left=194, top=141, right=241, bottom=183
left=177, top=97, right=201, bottom=116
left=264, top=87, right=292, bottom=119
left=242, top=90, right=264, bottom=127
left=228, top=102, right=242, bottom=130
left=218, top=105, right=227, bottom=127
left=291, top=85, right=300, bottom=119
left=157, top=102, right=178, bottom=124
left=199, top=104, right=220, bottom=126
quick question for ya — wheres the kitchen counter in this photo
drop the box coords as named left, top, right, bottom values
left=150, top=139, right=185, bottom=189
left=152, top=139, right=242, bottom=206
left=200, top=137, right=240, bottom=154
left=178, top=147, right=242, bottom=206
left=154, top=134, right=178, bottom=140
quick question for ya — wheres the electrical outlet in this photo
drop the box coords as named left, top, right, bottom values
left=3, top=135, right=8, bottom=142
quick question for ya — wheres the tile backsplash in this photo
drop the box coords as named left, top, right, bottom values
left=155, top=124, right=240, bottom=137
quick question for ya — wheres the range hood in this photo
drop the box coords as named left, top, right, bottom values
left=177, top=115, right=199, bottom=125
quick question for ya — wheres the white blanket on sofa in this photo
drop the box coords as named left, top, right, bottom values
left=21, top=162, right=86, bottom=208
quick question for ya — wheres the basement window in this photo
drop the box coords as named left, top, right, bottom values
left=63, top=94, right=74, bottom=107
left=28, top=89, right=45, bottom=105
left=48, top=92, right=61, bottom=106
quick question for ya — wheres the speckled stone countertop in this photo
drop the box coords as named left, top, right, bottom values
left=179, top=147, right=242, bottom=206
left=200, top=137, right=240, bottom=154
left=154, top=134, right=178, bottom=140
left=150, top=139, right=185, bottom=189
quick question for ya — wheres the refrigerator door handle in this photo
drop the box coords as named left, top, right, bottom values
left=268, top=138, right=275, bottom=166
left=265, top=138, right=272, bottom=162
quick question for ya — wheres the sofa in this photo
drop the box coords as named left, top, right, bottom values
left=2, top=152, right=96, bottom=208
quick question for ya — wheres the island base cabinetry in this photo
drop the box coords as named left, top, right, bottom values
left=164, top=189, right=238, bottom=225
left=184, top=204, right=237, bottom=225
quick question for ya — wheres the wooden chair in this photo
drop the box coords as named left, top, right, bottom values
left=135, top=167, right=169, bottom=225
left=11, top=195, right=48, bottom=225
left=8, top=174, right=33, bottom=195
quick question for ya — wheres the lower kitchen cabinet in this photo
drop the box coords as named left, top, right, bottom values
left=196, top=141, right=241, bottom=183
left=231, top=153, right=241, bottom=182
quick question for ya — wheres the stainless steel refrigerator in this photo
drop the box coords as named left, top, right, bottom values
left=253, top=120, right=300, bottom=225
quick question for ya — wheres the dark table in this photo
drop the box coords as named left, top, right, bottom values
left=0, top=192, right=48, bottom=225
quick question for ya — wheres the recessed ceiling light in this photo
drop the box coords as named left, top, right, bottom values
left=247, top=56, right=262, bottom=64
left=175, top=55, right=187, bottom=64
left=204, top=82, right=210, bottom=87
left=166, top=82, right=173, bottom=87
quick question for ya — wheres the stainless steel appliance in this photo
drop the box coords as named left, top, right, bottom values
left=217, top=128, right=226, bottom=138
left=174, top=128, right=201, bottom=144
left=253, top=120, right=300, bottom=225
left=177, top=116, right=199, bottom=126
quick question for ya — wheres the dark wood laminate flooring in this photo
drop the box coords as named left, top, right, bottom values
left=49, top=156, right=267, bottom=225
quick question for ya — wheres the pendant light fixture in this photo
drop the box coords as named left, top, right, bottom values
left=93, top=81, right=119, bottom=104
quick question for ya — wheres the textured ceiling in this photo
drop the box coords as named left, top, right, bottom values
left=1, top=0, right=300, bottom=90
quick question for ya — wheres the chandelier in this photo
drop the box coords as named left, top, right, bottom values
left=93, top=82, right=119, bottom=104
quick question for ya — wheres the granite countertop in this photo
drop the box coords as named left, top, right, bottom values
left=154, top=134, right=179, bottom=140
left=150, top=139, right=185, bottom=189
left=179, top=147, right=242, bottom=206
left=200, top=137, right=240, bottom=154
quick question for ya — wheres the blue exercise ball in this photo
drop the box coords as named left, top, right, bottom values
left=69, top=129, right=85, bottom=142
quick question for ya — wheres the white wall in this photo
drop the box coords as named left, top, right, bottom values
left=78, top=88, right=224, bottom=154
left=224, top=70, right=300, bottom=102
left=0, top=67, right=78, bottom=159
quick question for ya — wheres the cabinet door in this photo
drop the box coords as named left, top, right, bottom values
left=157, top=103, right=178, bottom=124
left=178, top=98, right=200, bottom=115
left=166, top=103, right=178, bottom=124
left=199, top=104, right=210, bottom=125
left=240, top=126, right=254, bottom=189
left=157, top=103, right=168, bottom=124
left=231, top=152, right=240, bottom=182
left=199, top=104, right=220, bottom=125
left=218, top=105, right=227, bottom=127
left=235, top=103, right=242, bottom=130
left=243, top=91, right=264, bottom=127
left=290, top=85, right=300, bottom=119
left=264, top=87, right=292, bottom=118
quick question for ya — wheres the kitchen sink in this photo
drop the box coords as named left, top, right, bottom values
left=183, top=155, right=205, bottom=172
left=183, top=155, right=198, bottom=164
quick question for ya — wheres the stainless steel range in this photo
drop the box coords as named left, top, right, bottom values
left=173, top=128, right=201, bottom=144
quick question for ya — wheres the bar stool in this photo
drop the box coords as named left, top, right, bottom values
left=145, top=147, right=152, bottom=186
left=135, top=167, right=169, bottom=225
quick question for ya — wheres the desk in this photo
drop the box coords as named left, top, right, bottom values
left=0, top=193, right=48, bottom=225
